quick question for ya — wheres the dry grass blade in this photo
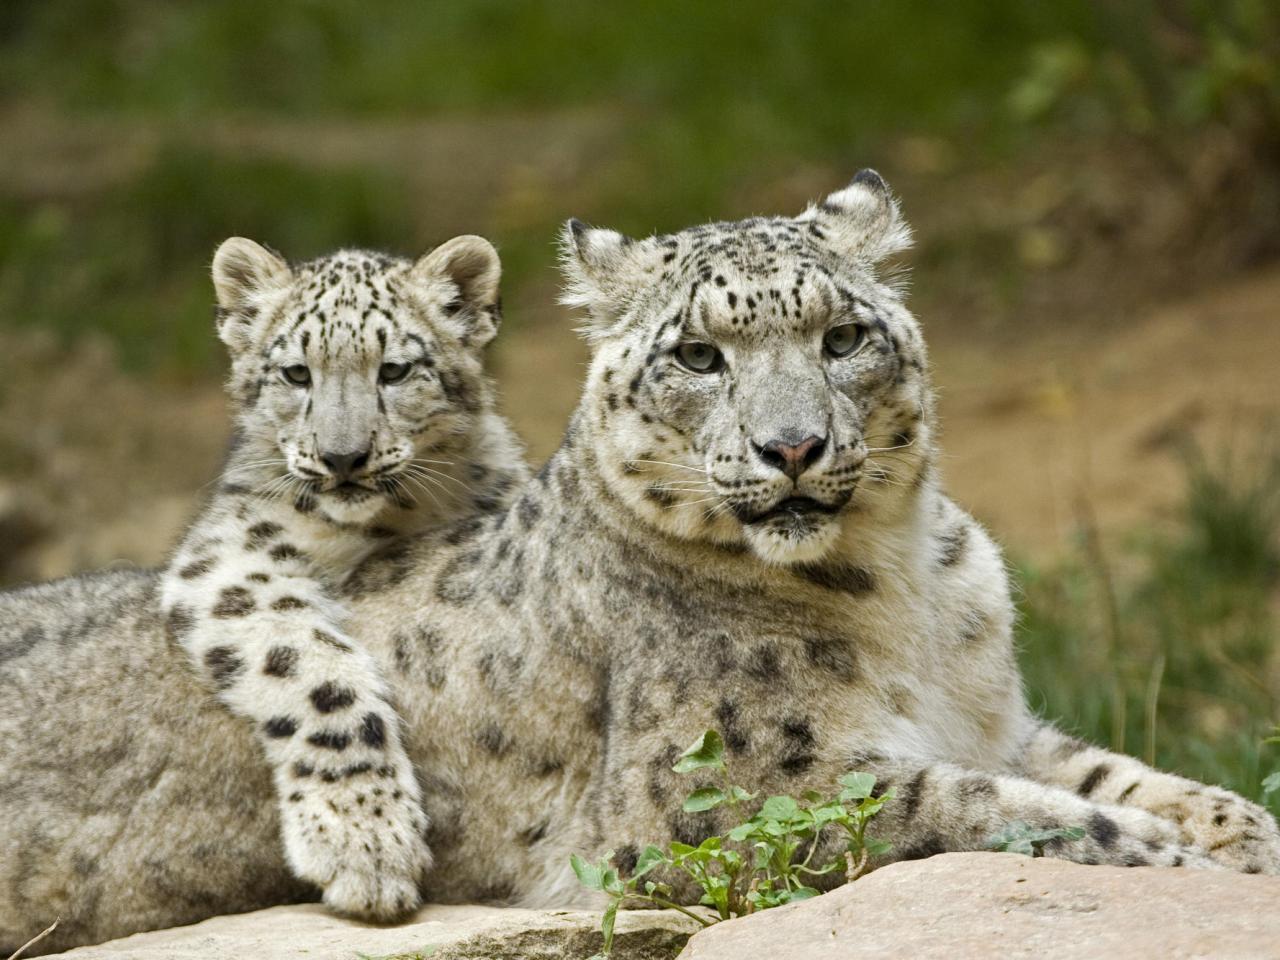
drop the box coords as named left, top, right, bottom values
left=7, top=918, right=59, bottom=960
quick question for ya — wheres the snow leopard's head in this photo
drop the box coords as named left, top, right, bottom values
left=212, top=235, right=501, bottom=523
left=562, top=171, right=933, bottom=564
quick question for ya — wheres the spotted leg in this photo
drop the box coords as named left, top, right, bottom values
left=1019, top=724, right=1280, bottom=875
left=161, top=522, right=430, bottom=919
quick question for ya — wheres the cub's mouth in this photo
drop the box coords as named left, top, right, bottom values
left=324, top=481, right=378, bottom=501
left=744, top=496, right=842, bottom=525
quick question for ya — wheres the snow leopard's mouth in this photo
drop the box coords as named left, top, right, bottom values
left=324, top=481, right=378, bottom=501
left=743, top=496, right=844, bottom=525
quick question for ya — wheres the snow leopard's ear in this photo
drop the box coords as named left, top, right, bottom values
left=559, top=219, right=666, bottom=342
left=211, top=237, right=292, bottom=354
left=410, top=234, right=502, bottom=349
left=800, top=169, right=913, bottom=265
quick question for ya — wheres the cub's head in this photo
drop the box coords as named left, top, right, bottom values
left=212, top=235, right=501, bottom=523
left=562, top=170, right=933, bottom=564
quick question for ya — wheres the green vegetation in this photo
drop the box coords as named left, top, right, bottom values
left=571, top=730, right=892, bottom=958
left=3, top=1, right=1274, bottom=369
left=1018, top=439, right=1280, bottom=815
left=988, top=822, right=1086, bottom=858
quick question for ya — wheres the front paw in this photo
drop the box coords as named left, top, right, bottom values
left=323, top=863, right=425, bottom=921
left=1163, top=787, right=1280, bottom=875
left=282, top=775, right=432, bottom=920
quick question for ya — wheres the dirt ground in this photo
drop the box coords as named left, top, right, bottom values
left=2, top=260, right=1276, bottom=586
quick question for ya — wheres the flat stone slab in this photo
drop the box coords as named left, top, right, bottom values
left=42, top=852, right=1280, bottom=959
left=48, top=902, right=701, bottom=960
left=678, top=851, right=1280, bottom=960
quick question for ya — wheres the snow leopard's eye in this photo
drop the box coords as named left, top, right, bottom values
left=379, top=361, right=411, bottom=385
left=823, top=324, right=866, bottom=359
left=674, top=342, right=724, bottom=374
left=281, top=364, right=311, bottom=386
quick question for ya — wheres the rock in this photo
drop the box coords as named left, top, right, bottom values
left=677, top=852, right=1280, bottom=960
left=48, top=902, right=701, bottom=960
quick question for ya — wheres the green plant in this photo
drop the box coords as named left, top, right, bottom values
left=988, top=821, right=1086, bottom=857
left=570, top=730, right=892, bottom=959
left=1262, top=728, right=1280, bottom=798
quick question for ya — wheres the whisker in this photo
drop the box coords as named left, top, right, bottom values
left=401, top=464, right=470, bottom=498
left=624, top=458, right=707, bottom=475
left=399, top=471, right=447, bottom=510
left=864, top=436, right=918, bottom=453
left=404, top=463, right=473, bottom=494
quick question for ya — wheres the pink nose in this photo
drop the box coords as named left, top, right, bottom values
left=756, top=435, right=826, bottom=479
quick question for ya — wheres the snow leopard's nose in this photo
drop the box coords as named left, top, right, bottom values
left=321, top=448, right=370, bottom=481
left=754, top=434, right=826, bottom=480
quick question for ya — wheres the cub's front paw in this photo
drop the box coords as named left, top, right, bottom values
left=323, top=863, right=425, bottom=921
left=282, top=774, right=432, bottom=920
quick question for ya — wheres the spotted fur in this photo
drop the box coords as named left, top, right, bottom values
left=0, top=174, right=1277, bottom=954
left=159, top=236, right=526, bottom=921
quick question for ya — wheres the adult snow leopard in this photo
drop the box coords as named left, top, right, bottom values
left=1, top=172, right=1276, bottom=955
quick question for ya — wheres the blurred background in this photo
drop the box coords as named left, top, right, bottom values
left=1, top=1, right=1278, bottom=807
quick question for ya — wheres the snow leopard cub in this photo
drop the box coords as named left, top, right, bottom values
left=161, top=235, right=525, bottom=919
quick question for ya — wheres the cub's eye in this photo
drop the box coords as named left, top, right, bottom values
left=379, top=361, right=412, bottom=384
left=674, top=342, right=725, bottom=374
left=281, top=365, right=311, bottom=386
left=823, top=324, right=866, bottom=359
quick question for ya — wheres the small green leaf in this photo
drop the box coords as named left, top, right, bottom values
left=1263, top=772, right=1280, bottom=796
left=668, top=841, right=697, bottom=858
left=673, top=730, right=726, bottom=773
left=811, top=802, right=844, bottom=825
left=633, top=844, right=668, bottom=878
left=864, top=837, right=893, bottom=857
left=759, top=795, right=800, bottom=821
left=601, top=865, right=624, bottom=897
left=838, top=771, right=877, bottom=800
left=753, top=843, right=772, bottom=870
left=601, top=899, right=619, bottom=955
left=683, top=786, right=727, bottom=812
left=729, top=785, right=756, bottom=803
left=727, top=822, right=755, bottom=842
left=989, top=821, right=1085, bottom=857
left=571, top=853, right=606, bottom=892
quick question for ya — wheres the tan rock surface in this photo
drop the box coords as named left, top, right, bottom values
left=48, top=902, right=700, bottom=960
left=40, top=853, right=1280, bottom=959
left=678, top=852, right=1280, bottom=960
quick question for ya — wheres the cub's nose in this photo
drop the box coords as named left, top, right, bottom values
left=320, top=448, right=371, bottom=482
left=754, top=435, right=826, bottom=480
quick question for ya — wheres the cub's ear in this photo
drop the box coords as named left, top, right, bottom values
left=800, top=169, right=913, bottom=265
left=411, top=235, right=502, bottom=349
left=559, top=219, right=665, bottom=342
left=211, top=237, right=291, bottom=353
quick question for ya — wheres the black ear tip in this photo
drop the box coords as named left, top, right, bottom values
left=852, top=168, right=888, bottom=192
left=567, top=218, right=588, bottom=241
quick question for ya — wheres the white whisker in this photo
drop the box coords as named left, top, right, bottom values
left=625, top=458, right=707, bottom=475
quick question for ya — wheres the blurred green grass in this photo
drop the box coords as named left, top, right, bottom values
left=3, top=0, right=1275, bottom=370
left=1019, top=439, right=1280, bottom=813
